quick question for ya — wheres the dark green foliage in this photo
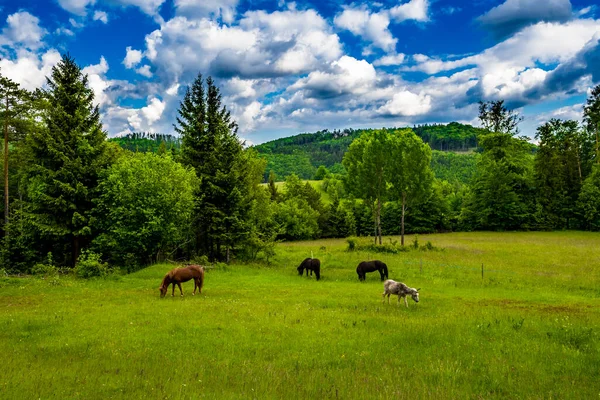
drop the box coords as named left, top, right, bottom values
left=412, top=122, right=485, bottom=151
left=272, top=174, right=322, bottom=241
left=31, top=252, right=57, bottom=277
left=22, top=54, right=112, bottom=267
left=314, top=165, right=329, bottom=180
left=273, top=198, right=320, bottom=241
left=175, top=73, right=250, bottom=260
left=319, top=198, right=356, bottom=238
left=460, top=133, right=535, bottom=230
left=534, top=119, right=594, bottom=229
left=91, top=152, right=196, bottom=269
left=75, top=250, right=108, bottom=278
left=267, top=170, right=279, bottom=201
left=583, top=84, right=600, bottom=163
left=431, top=151, right=478, bottom=184
left=258, top=152, right=316, bottom=181
left=577, top=165, right=600, bottom=230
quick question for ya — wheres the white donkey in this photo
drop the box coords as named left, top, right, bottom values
left=382, top=280, right=420, bottom=307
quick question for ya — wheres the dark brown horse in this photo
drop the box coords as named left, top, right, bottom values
left=297, top=258, right=321, bottom=281
left=356, top=260, right=388, bottom=281
left=159, top=265, right=205, bottom=297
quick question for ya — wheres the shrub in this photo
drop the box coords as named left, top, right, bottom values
left=31, top=253, right=57, bottom=277
left=412, top=235, right=419, bottom=250
left=420, top=241, right=440, bottom=251
left=346, top=237, right=358, bottom=251
left=75, top=251, right=109, bottom=278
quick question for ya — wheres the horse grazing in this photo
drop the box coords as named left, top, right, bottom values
left=159, top=265, right=205, bottom=297
left=382, top=280, right=420, bottom=307
left=356, top=260, right=388, bottom=281
left=297, top=258, right=321, bottom=281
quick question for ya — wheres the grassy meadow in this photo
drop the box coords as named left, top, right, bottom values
left=1, top=231, right=599, bottom=399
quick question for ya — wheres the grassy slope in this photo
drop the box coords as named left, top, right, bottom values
left=1, top=232, right=599, bottom=399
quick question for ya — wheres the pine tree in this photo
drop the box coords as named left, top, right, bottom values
left=24, top=54, right=110, bottom=266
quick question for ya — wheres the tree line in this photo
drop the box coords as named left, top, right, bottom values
left=1, top=53, right=600, bottom=274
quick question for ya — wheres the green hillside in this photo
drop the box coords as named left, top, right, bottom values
left=253, top=123, right=485, bottom=183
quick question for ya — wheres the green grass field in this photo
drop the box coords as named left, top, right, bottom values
left=1, top=232, right=599, bottom=399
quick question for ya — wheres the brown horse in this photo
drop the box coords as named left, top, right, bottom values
left=159, top=265, right=205, bottom=297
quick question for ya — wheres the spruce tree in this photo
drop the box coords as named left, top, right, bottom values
left=25, top=54, right=110, bottom=266
left=175, top=73, right=245, bottom=261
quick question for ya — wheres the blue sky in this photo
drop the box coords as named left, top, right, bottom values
left=1, top=0, right=599, bottom=144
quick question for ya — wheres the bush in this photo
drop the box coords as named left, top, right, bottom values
left=31, top=253, right=58, bottom=277
left=75, top=251, right=109, bottom=278
left=412, top=235, right=419, bottom=250
left=420, top=241, right=441, bottom=251
left=346, top=237, right=358, bottom=251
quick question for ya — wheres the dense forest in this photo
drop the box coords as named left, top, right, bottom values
left=1, top=54, right=600, bottom=274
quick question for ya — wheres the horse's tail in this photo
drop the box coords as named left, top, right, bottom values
left=314, top=259, right=321, bottom=281
left=198, top=267, right=205, bottom=292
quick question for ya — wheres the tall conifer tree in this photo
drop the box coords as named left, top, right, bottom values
left=25, top=54, right=110, bottom=266
left=175, top=73, right=245, bottom=261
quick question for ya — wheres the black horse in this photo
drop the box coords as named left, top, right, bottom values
left=356, top=260, right=388, bottom=281
left=297, top=258, right=321, bottom=281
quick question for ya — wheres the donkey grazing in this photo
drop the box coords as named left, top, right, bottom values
left=297, top=258, right=321, bottom=281
left=159, top=265, right=205, bottom=297
left=382, top=280, right=420, bottom=307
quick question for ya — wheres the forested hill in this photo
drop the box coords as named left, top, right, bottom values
left=253, top=122, right=485, bottom=183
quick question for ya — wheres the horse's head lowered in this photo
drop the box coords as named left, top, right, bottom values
left=297, top=265, right=304, bottom=275
left=159, top=273, right=172, bottom=297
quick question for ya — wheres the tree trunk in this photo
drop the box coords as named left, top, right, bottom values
left=401, top=193, right=406, bottom=246
left=373, top=202, right=377, bottom=245
left=3, top=95, right=9, bottom=233
left=377, top=198, right=382, bottom=245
